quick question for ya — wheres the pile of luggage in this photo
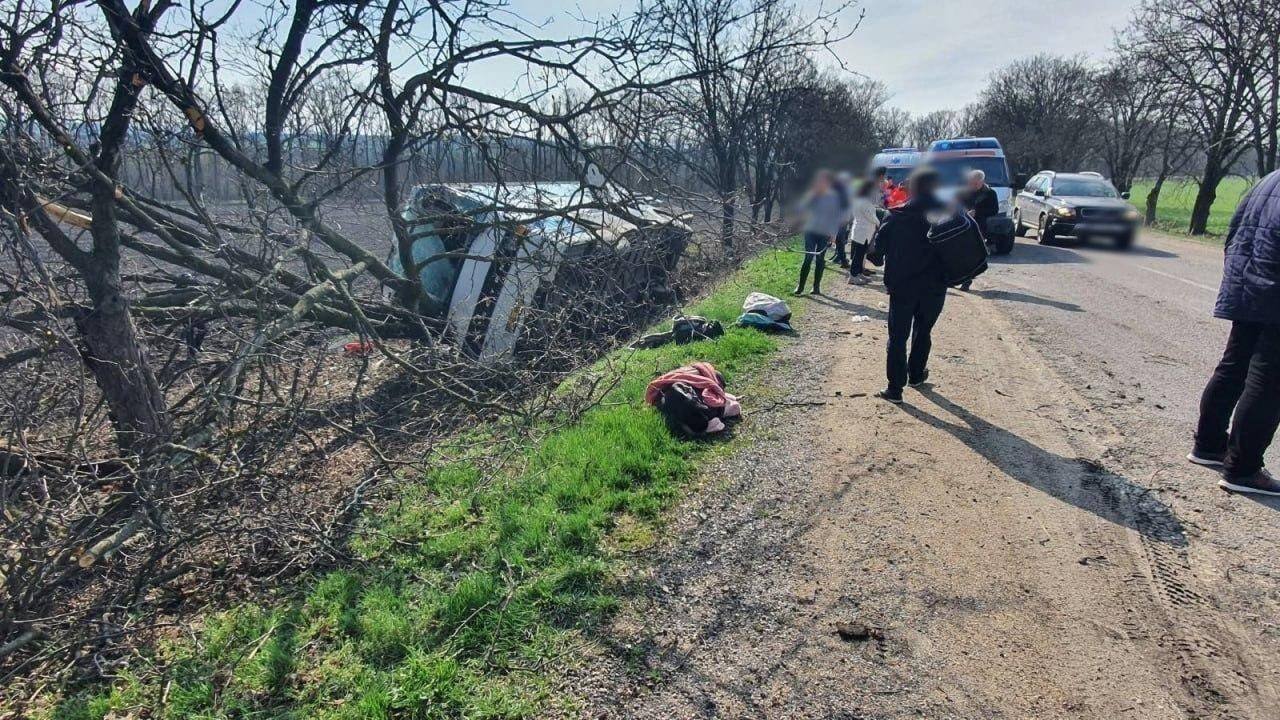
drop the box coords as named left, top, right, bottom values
left=637, top=291, right=799, bottom=437
left=644, top=361, right=740, bottom=436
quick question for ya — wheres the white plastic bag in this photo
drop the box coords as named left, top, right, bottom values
left=742, top=292, right=791, bottom=322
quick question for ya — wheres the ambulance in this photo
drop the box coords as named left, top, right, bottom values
left=923, top=137, right=1016, bottom=254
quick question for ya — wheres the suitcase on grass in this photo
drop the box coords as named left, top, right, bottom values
left=928, top=212, right=988, bottom=286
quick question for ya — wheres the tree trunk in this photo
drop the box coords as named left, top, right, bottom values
left=1189, top=160, right=1225, bottom=235
left=1144, top=177, right=1165, bottom=226
left=78, top=266, right=172, bottom=455
left=720, top=195, right=736, bottom=248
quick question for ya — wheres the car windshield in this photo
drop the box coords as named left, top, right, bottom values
left=932, top=157, right=1010, bottom=187
left=1052, top=178, right=1119, bottom=197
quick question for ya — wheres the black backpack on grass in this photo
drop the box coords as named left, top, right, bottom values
left=672, top=315, right=724, bottom=344
left=656, top=381, right=717, bottom=436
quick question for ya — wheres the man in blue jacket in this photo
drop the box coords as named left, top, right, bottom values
left=1190, top=170, right=1280, bottom=495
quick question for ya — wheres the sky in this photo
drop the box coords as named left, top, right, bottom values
left=507, top=0, right=1143, bottom=114
left=212, top=0, right=1143, bottom=115
left=830, top=0, right=1143, bottom=113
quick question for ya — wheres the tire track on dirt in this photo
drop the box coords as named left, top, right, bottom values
left=966, top=295, right=1274, bottom=720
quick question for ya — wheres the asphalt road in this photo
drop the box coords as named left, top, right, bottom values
left=978, top=228, right=1277, bottom=469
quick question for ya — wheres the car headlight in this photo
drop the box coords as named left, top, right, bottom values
left=1053, top=206, right=1075, bottom=217
left=1125, top=208, right=1141, bottom=221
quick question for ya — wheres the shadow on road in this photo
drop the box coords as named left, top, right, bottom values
left=1243, top=494, right=1280, bottom=512
left=1110, top=244, right=1179, bottom=259
left=973, top=289, right=1084, bottom=313
left=807, top=292, right=887, bottom=318
left=899, top=388, right=1187, bottom=547
left=992, top=241, right=1089, bottom=265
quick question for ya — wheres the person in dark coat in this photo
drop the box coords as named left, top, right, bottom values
left=958, top=169, right=999, bottom=291
left=867, top=167, right=948, bottom=403
left=961, top=169, right=1000, bottom=226
left=1190, top=169, right=1280, bottom=495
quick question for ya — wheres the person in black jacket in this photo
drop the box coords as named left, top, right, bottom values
left=1189, top=169, right=1280, bottom=495
left=867, top=167, right=948, bottom=403
left=958, top=169, right=998, bottom=291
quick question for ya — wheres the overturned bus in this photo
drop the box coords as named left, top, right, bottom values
left=387, top=181, right=692, bottom=364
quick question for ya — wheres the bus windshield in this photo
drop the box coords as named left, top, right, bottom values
left=884, top=167, right=914, bottom=184
left=932, top=157, right=1011, bottom=187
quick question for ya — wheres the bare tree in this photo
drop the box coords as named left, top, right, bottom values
left=1088, top=60, right=1167, bottom=192
left=874, top=106, right=913, bottom=149
left=908, top=109, right=961, bottom=149
left=966, top=54, right=1096, bottom=175
left=1121, top=0, right=1261, bottom=233
left=742, top=65, right=886, bottom=223
left=650, top=0, right=854, bottom=248
left=1240, top=0, right=1280, bottom=175
left=0, top=0, right=763, bottom=687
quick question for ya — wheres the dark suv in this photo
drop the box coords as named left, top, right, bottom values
left=1012, top=171, right=1142, bottom=248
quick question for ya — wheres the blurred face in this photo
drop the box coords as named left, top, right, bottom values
left=968, top=174, right=984, bottom=191
left=812, top=173, right=832, bottom=193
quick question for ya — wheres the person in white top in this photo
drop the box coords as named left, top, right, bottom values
left=847, top=179, right=882, bottom=285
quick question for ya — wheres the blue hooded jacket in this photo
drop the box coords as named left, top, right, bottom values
left=1215, top=170, right=1280, bottom=325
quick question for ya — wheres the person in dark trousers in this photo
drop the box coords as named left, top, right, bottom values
left=958, top=169, right=998, bottom=291
left=794, top=169, right=844, bottom=296
left=1189, top=169, right=1280, bottom=495
left=867, top=167, right=948, bottom=403
left=831, top=172, right=854, bottom=267
left=846, top=178, right=880, bottom=285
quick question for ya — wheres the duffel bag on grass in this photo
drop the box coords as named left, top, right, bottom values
left=742, top=292, right=792, bottom=323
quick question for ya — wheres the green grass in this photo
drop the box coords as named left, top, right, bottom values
left=41, top=246, right=804, bottom=720
left=1129, top=176, right=1255, bottom=238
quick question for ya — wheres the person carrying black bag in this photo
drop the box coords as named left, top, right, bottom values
left=867, top=167, right=948, bottom=404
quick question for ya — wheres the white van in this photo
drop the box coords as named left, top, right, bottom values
left=923, top=137, right=1016, bottom=254
left=869, top=147, right=921, bottom=185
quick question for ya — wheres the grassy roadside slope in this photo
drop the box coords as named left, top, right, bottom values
left=45, top=247, right=804, bottom=720
left=1130, top=177, right=1253, bottom=238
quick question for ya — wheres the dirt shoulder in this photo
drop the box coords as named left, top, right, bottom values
left=558, top=266, right=1280, bottom=719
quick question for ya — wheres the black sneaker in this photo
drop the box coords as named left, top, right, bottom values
left=908, top=369, right=930, bottom=388
left=875, top=389, right=903, bottom=404
left=1186, top=449, right=1225, bottom=467
left=792, top=286, right=806, bottom=296
left=1219, top=468, right=1280, bottom=496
